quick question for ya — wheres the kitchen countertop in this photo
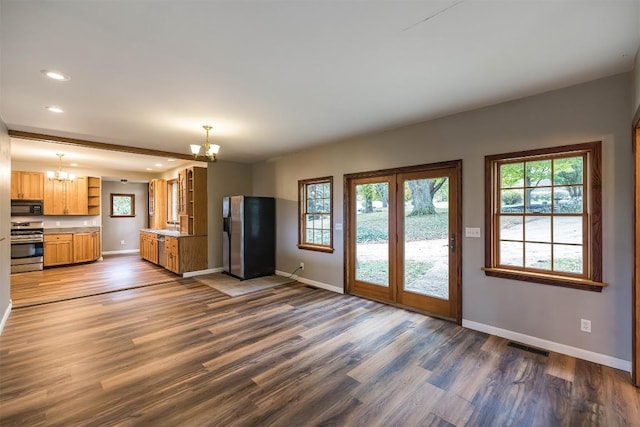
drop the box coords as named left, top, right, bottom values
left=44, top=227, right=101, bottom=235
left=140, top=228, right=207, bottom=238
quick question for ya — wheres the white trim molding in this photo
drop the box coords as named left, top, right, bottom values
left=462, top=319, right=631, bottom=372
left=275, top=270, right=344, bottom=294
left=0, top=300, right=12, bottom=335
left=102, top=249, right=140, bottom=255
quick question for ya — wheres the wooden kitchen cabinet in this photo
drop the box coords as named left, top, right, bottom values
left=165, top=236, right=179, bottom=273
left=177, top=170, right=187, bottom=215
left=73, top=232, right=95, bottom=263
left=141, top=231, right=206, bottom=274
left=87, top=177, right=101, bottom=215
left=179, top=166, right=207, bottom=235
left=43, top=234, right=73, bottom=266
left=148, top=179, right=166, bottom=229
left=44, top=231, right=100, bottom=267
left=44, top=176, right=96, bottom=215
left=140, top=231, right=158, bottom=264
left=11, top=171, right=44, bottom=200
left=93, top=230, right=101, bottom=260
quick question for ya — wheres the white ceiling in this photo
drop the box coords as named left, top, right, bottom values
left=1, top=1, right=639, bottom=165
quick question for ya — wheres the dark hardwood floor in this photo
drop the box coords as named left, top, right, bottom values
left=1, top=256, right=639, bottom=426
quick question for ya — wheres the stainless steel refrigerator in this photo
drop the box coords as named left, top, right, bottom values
left=222, top=196, right=275, bottom=280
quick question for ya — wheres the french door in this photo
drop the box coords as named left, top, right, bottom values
left=346, top=161, right=462, bottom=322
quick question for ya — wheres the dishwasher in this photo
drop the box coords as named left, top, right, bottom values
left=157, top=235, right=166, bottom=267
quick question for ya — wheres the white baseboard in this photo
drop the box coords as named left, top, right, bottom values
left=462, top=319, right=631, bottom=372
left=275, top=270, right=344, bottom=294
left=102, top=249, right=140, bottom=255
left=183, top=267, right=224, bottom=278
left=0, top=300, right=12, bottom=335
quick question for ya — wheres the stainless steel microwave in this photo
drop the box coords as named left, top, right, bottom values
left=10, top=200, right=43, bottom=216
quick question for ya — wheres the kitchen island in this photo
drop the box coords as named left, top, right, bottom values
left=139, top=229, right=207, bottom=275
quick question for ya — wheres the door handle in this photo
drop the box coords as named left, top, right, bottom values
left=450, top=234, right=456, bottom=253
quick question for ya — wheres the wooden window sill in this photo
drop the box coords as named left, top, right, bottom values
left=297, top=244, right=334, bottom=253
left=482, top=267, right=607, bottom=292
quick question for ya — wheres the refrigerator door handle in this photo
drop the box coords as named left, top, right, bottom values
left=223, top=217, right=230, bottom=234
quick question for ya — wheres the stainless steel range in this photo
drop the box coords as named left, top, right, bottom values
left=10, top=221, right=44, bottom=273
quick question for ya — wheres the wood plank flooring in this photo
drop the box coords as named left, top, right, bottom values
left=10, top=254, right=177, bottom=307
left=1, top=256, right=639, bottom=426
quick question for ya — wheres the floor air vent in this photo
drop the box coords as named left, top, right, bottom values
left=507, top=341, right=549, bottom=357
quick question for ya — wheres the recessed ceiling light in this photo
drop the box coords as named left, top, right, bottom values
left=155, top=163, right=162, bottom=167
left=146, top=168, right=153, bottom=171
left=167, top=158, right=176, bottom=162
left=45, top=106, right=64, bottom=113
left=41, top=69, right=70, bottom=81
left=70, top=163, right=78, bottom=167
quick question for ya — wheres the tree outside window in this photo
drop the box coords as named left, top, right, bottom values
left=110, top=193, right=135, bottom=218
left=484, top=142, right=604, bottom=292
left=298, top=176, right=334, bottom=253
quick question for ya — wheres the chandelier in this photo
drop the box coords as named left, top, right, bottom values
left=190, top=125, right=220, bottom=162
left=47, top=153, right=75, bottom=182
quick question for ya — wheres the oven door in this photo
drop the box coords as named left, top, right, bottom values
left=11, top=241, right=44, bottom=259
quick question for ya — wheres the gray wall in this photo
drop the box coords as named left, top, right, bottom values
left=207, top=160, right=253, bottom=268
left=101, top=181, right=148, bottom=252
left=252, top=73, right=633, bottom=362
left=0, top=120, right=11, bottom=329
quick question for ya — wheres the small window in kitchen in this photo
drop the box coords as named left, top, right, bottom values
left=167, top=179, right=178, bottom=223
left=298, top=176, right=334, bottom=253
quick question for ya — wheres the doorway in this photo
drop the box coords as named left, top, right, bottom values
left=345, top=160, right=462, bottom=322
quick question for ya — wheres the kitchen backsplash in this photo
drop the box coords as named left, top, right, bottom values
left=12, top=215, right=100, bottom=228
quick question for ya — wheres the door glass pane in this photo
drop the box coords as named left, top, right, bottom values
left=402, top=177, right=449, bottom=300
left=355, top=183, right=389, bottom=286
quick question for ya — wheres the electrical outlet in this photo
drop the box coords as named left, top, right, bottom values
left=581, top=319, right=591, bottom=333
left=300, top=262, right=304, bottom=270
left=120, top=240, right=125, bottom=245
left=55, top=221, right=61, bottom=226
left=83, top=221, right=88, bottom=225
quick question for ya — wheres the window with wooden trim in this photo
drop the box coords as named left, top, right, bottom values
left=298, top=176, right=334, bottom=253
left=484, top=141, right=605, bottom=292
left=110, top=193, right=135, bottom=218
left=167, top=179, right=178, bottom=224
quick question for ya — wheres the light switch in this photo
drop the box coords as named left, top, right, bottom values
left=465, top=227, right=481, bottom=238
left=335, top=223, right=343, bottom=231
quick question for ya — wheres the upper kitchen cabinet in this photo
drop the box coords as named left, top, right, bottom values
left=44, top=176, right=100, bottom=215
left=179, top=166, right=207, bottom=235
left=87, top=177, right=101, bottom=215
left=11, top=171, right=44, bottom=200
left=148, top=178, right=167, bottom=229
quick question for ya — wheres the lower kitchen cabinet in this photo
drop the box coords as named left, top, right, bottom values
left=43, top=234, right=73, bottom=267
left=140, top=231, right=206, bottom=274
left=73, top=233, right=95, bottom=263
left=165, top=236, right=179, bottom=273
left=140, top=231, right=158, bottom=264
left=44, top=231, right=101, bottom=267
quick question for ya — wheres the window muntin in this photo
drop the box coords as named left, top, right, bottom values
left=298, top=176, right=334, bottom=252
left=485, top=142, right=604, bottom=291
left=496, top=154, right=586, bottom=276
